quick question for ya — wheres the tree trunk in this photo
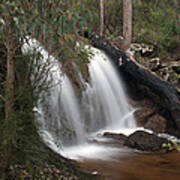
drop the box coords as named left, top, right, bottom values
left=1, top=27, right=16, bottom=175
left=89, top=34, right=180, bottom=137
left=5, top=30, right=15, bottom=126
left=99, top=0, right=104, bottom=36
left=122, top=0, right=132, bottom=50
left=81, top=1, right=85, bottom=18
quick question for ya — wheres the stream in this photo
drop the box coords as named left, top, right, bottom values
left=78, top=150, right=180, bottom=180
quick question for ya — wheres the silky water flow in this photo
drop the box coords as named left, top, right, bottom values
left=22, top=39, right=137, bottom=160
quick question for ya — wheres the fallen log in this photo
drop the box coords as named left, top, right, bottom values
left=89, top=34, right=180, bottom=136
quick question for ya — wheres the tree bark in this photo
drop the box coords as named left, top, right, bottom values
left=5, top=30, right=15, bottom=124
left=80, top=1, right=85, bottom=18
left=122, top=0, right=132, bottom=50
left=89, top=34, right=180, bottom=136
left=99, top=0, right=104, bottom=36
left=1, top=27, right=16, bottom=175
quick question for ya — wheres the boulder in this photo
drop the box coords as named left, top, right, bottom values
left=145, top=114, right=167, bottom=133
left=134, top=107, right=154, bottom=126
left=125, top=130, right=170, bottom=151
left=102, top=130, right=171, bottom=152
left=103, top=132, right=127, bottom=145
left=133, top=103, right=167, bottom=133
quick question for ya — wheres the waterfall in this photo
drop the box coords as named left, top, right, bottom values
left=82, top=47, right=136, bottom=135
left=22, top=39, right=137, bottom=160
left=22, top=38, right=85, bottom=148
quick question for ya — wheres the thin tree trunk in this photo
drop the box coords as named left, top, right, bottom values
left=1, top=27, right=16, bottom=176
left=99, top=0, right=104, bottom=36
left=122, top=0, right=132, bottom=50
left=5, top=30, right=15, bottom=125
left=81, top=1, right=85, bottom=18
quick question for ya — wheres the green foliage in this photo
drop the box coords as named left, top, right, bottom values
left=79, top=0, right=179, bottom=58
left=80, top=0, right=123, bottom=38
left=162, top=141, right=180, bottom=152
left=0, top=1, right=97, bottom=171
left=133, top=0, right=180, bottom=58
left=104, top=0, right=123, bottom=37
left=0, top=0, right=93, bottom=63
left=134, top=51, right=142, bottom=63
left=0, top=53, right=40, bottom=165
left=177, top=88, right=180, bottom=93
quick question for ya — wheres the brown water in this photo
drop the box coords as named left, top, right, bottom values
left=78, top=150, right=180, bottom=180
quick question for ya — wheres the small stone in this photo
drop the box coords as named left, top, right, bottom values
left=92, top=171, right=98, bottom=175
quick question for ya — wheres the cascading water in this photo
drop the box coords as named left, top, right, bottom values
left=22, top=38, right=85, bottom=148
left=82, top=47, right=136, bottom=135
left=23, top=39, right=137, bottom=160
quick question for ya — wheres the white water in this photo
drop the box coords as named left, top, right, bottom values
left=22, top=38, right=85, bottom=147
left=82, top=47, right=136, bottom=135
left=23, top=39, right=137, bottom=160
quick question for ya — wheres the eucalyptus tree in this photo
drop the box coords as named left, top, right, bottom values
left=122, top=0, right=132, bottom=50
left=0, top=0, right=90, bottom=175
left=100, top=0, right=104, bottom=36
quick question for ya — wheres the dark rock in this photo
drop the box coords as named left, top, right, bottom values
left=130, top=99, right=167, bottom=133
left=125, top=130, right=169, bottom=151
left=103, top=132, right=127, bottom=145
left=102, top=130, right=170, bottom=151
left=94, top=132, right=129, bottom=146
left=145, top=114, right=167, bottom=133
left=134, top=107, right=154, bottom=126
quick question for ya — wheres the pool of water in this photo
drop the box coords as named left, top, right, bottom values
left=77, top=150, right=180, bottom=180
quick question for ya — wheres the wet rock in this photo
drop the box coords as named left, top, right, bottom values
left=103, top=132, right=127, bottom=145
left=145, top=114, right=167, bottom=133
left=102, top=130, right=170, bottom=152
left=125, top=130, right=170, bottom=151
left=134, top=107, right=154, bottom=126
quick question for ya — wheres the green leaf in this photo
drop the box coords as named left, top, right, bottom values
left=176, top=88, right=180, bottom=93
left=13, top=17, right=19, bottom=27
left=0, top=18, right=5, bottom=25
